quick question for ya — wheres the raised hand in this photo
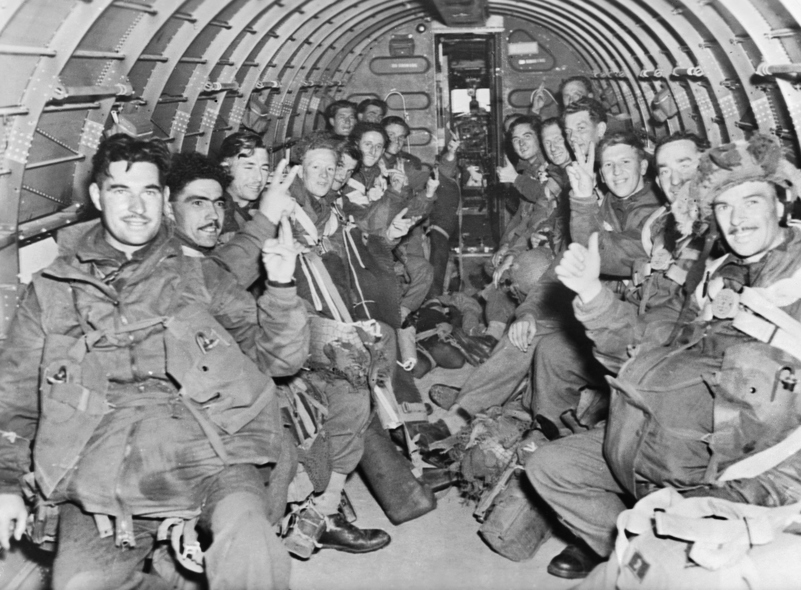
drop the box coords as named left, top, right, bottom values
left=258, top=159, right=298, bottom=224
left=386, top=207, right=419, bottom=241
left=425, top=166, right=440, bottom=198
left=367, top=175, right=387, bottom=202
left=555, top=232, right=603, bottom=304
left=496, top=157, right=518, bottom=184
left=262, top=213, right=306, bottom=284
left=566, top=139, right=596, bottom=199
left=508, top=317, right=537, bottom=352
left=386, top=158, right=408, bottom=192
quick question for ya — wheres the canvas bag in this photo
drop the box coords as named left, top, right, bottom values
left=576, top=487, right=801, bottom=590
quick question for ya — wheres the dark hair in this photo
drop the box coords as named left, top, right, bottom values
left=357, top=98, right=388, bottom=117
left=338, top=139, right=362, bottom=167
left=167, top=152, right=230, bottom=201
left=540, top=116, right=563, bottom=133
left=508, top=115, right=541, bottom=137
left=381, top=115, right=410, bottom=136
left=349, top=121, right=389, bottom=147
left=293, top=130, right=341, bottom=163
left=654, top=131, right=709, bottom=161
left=562, top=96, right=608, bottom=125
left=325, top=100, right=357, bottom=122
left=559, top=75, right=594, bottom=99
left=90, top=133, right=171, bottom=186
left=217, top=130, right=266, bottom=162
left=597, top=132, right=647, bottom=161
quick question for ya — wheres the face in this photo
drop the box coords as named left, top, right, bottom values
left=360, top=105, right=384, bottom=123
left=330, top=107, right=356, bottom=136
left=562, top=81, right=591, bottom=106
left=300, top=148, right=338, bottom=198
left=655, top=139, right=701, bottom=204
left=332, top=153, right=358, bottom=192
left=166, top=178, right=225, bottom=248
left=541, top=123, right=570, bottom=167
left=599, top=143, right=647, bottom=199
left=358, top=131, right=386, bottom=167
left=89, top=161, right=165, bottom=257
left=564, top=110, right=606, bottom=158
left=714, top=180, right=784, bottom=262
left=385, top=123, right=408, bottom=156
left=511, top=123, right=540, bottom=162
left=225, top=147, right=269, bottom=204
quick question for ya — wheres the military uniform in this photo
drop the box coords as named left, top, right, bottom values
left=0, top=222, right=309, bottom=589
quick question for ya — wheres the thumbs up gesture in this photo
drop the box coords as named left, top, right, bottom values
left=555, top=232, right=603, bottom=304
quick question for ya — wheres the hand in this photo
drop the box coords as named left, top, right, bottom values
left=566, top=139, right=596, bottom=199
left=425, top=166, right=440, bottom=198
left=530, top=232, right=549, bottom=248
left=386, top=159, right=408, bottom=192
left=530, top=87, right=547, bottom=114
left=0, top=494, right=27, bottom=550
left=262, top=214, right=305, bottom=284
left=367, top=175, right=387, bottom=202
left=386, top=208, right=419, bottom=241
left=258, top=159, right=298, bottom=224
left=508, top=317, right=537, bottom=352
left=492, top=255, right=514, bottom=287
left=444, top=138, right=461, bottom=162
left=555, top=232, right=603, bottom=304
left=497, top=158, right=518, bottom=184
left=491, top=244, right=509, bottom=268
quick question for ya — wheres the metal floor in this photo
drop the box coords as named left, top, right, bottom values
left=290, top=364, right=575, bottom=590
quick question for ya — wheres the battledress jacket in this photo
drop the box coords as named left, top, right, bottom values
left=515, top=182, right=661, bottom=326
left=0, top=222, right=309, bottom=521
left=574, top=226, right=801, bottom=506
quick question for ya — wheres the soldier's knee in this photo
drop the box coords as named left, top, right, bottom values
left=524, top=442, right=561, bottom=493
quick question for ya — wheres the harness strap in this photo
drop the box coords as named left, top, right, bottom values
left=718, top=425, right=801, bottom=482
left=178, top=391, right=230, bottom=464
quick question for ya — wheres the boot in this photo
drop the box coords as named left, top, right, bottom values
left=359, top=415, right=436, bottom=525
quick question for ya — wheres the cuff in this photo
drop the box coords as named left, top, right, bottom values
left=573, top=286, right=615, bottom=324
left=265, top=284, right=298, bottom=300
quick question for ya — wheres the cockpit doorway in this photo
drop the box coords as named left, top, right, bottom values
left=435, top=33, right=504, bottom=255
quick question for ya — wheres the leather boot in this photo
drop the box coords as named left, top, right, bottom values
left=547, top=543, right=603, bottom=579
left=318, top=513, right=391, bottom=554
left=359, top=415, right=436, bottom=525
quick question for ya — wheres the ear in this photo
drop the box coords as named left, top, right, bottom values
left=328, top=117, right=335, bottom=128
left=163, top=192, right=175, bottom=222
left=639, top=157, right=649, bottom=178
left=89, top=183, right=102, bottom=211
left=775, top=195, right=785, bottom=220
left=596, top=121, right=607, bottom=140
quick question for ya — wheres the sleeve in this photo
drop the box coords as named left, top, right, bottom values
left=0, top=283, right=45, bottom=495
left=207, top=263, right=309, bottom=378
left=437, top=155, right=459, bottom=180
left=211, top=211, right=276, bottom=288
left=712, top=459, right=801, bottom=506
left=570, top=195, right=651, bottom=278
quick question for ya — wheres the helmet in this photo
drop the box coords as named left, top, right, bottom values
left=692, top=133, right=801, bottom=221
left=509, top=247, right=554, bottom=296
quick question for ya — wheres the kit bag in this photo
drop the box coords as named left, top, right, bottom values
left=576, top=487, right=801, bottom=590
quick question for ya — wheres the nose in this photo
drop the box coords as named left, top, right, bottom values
left=670, top=168, right=683, bottom=186
left=129, top=192, right=146, bottom=214
left=207, top=203, right=220, bottom=220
